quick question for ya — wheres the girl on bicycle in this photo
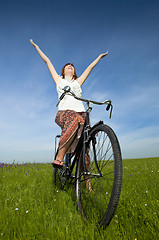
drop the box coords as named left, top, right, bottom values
left=30, top=39, right=108, bottom=168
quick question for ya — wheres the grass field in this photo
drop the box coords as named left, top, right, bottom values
left=0, top=157, right=158, bottom=240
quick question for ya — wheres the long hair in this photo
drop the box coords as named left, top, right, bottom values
left=61, top=63, right=77, bottom=79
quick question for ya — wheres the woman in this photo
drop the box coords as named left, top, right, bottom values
left=30, top=39, right=108, bottom=168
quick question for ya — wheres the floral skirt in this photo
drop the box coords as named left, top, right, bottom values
left=55, top=110, right=86, bottom=151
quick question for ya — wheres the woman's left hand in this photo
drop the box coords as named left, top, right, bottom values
left=100, top=51, right=108, bottom=58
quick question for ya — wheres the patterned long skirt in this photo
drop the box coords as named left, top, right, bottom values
left=55, top=110, right=90, bottom=171
left=55, top=110, right=86, bottom=151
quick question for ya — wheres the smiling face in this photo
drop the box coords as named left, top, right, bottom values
left=64, top=64, right=75, bottom=76
left=61, top=63, right=77, bottom=79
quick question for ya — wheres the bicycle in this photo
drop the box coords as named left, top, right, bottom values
left=53, top=86, right=122, bottom=228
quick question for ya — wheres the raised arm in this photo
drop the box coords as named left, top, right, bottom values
left=30, top=39, right=60, bottom=85
left=77, top=51, right=108, bottom=86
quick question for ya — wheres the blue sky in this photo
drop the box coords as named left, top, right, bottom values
left=0, top=0, right=159, bottom=163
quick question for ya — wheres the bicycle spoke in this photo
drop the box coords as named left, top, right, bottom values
left=96, top=132, right=108, bottom=158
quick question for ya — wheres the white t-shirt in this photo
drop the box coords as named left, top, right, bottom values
left=56, top=77, right=85, bottom=112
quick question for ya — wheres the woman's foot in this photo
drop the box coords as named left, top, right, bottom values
left=52, top=159, right=64, bottom=168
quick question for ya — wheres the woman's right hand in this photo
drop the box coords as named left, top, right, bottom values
left=30, top=39, right=37, bottom=48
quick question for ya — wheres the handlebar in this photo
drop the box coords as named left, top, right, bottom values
left=56, top=86, right=113, bottom=118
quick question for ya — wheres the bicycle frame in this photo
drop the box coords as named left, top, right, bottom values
left=54, top=100, right=106, bottom=181
left=53, top=86, right=123, bottom=228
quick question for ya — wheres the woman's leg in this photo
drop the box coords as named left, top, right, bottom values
left=55, top=131, right=76, bottom=163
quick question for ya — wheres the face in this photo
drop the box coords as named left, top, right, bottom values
left=64, top=63, right=75, bottom=76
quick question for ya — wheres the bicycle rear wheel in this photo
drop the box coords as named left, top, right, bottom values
left=53, top=150, right=67, bottom=189
left=76, top=124, right=122, bottom=228
left=53, top=167, right=66, bottom=189
left=53, top=153, right=76, bottom=189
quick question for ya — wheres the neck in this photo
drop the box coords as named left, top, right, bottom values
left=64, top=74, right=73, bottom=81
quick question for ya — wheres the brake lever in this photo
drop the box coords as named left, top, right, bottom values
left=106, top=103, right=111, bottom=111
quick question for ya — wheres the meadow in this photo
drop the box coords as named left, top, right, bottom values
left=0, top=157, right=158, bottom=240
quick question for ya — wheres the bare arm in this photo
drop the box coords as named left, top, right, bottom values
left=30, top=39, right=60, bottom=85
left=77, top=51, right=108, bottom=86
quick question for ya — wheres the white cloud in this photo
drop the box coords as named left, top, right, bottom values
left=120, top=125, right=159, bottom=159
left=0, top=71, right=59, bottom=163
left=85, top=80, right=159, bottom=160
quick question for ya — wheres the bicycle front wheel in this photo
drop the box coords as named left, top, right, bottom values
left=76, top=124, right=122, bottom=228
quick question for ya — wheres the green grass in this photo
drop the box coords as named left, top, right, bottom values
left=0, top=158, right=159, bottom=240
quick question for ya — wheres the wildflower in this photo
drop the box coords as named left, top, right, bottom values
left=56, top=190, right=59, bottom=193
left=54, top=199, right=56, bottom=201
left=106, top=192, right=108, bottom=195
left=146, top=191, right=148, bottom=193
left=145, top=204, right=147, bottom=206
left=15, top=208, right=19, bottom=210
left=26, top=210, right=29, bottom=213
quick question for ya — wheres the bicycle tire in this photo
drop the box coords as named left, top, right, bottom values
left=76, top=123, right=122, bottom=228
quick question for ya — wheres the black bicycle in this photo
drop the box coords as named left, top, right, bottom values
left=53, top=86, right=122, bottom=228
